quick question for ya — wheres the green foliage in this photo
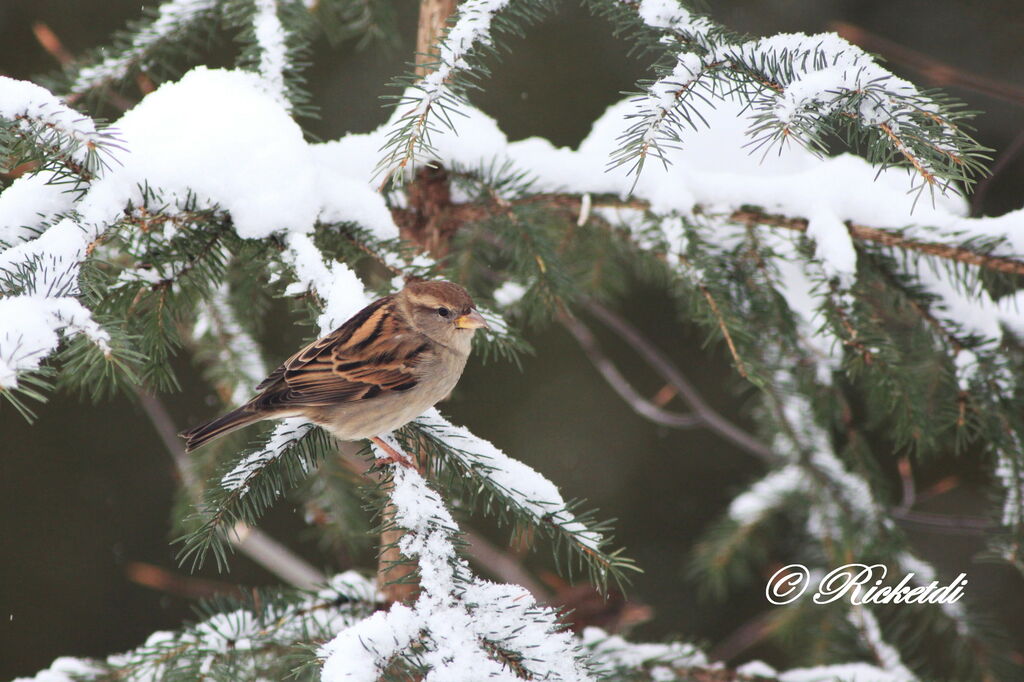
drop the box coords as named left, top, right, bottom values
left=4, top=0, right=1024, bottom=680
left=178, top=425, right=334, bottom=572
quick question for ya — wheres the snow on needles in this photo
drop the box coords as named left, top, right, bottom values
left=0, top=296, right=110, bottom=389
left=421, top=0, right=510, bottom=100
left=0, top=67, right=399, bottom=390
left=321, top=438, right=589, bottom=682
left=0, top=76, right=104, bottom=164
left=415, top=408, right=603, bottom=551
left=70, top=0, right=218, bottom=94
left=251, top=0, right=290, bottom=108
left=220, top=418, right=314, bottom=494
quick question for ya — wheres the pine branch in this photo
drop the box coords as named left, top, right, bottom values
left=612, top=0, right=990, bottom=195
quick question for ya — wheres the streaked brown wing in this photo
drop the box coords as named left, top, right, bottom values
left=249, top=295, right=429, bottom=411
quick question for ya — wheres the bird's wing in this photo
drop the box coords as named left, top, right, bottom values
left=250, top=295, right=431, bottom=410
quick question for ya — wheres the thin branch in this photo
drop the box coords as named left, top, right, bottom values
left=390, top=195, right=1024, bottom=277
left=462, top=527, right=550, bottom=601
left=558, top=310, right=704, bottom=430
left=228, top=521, right=325, bottom=590
left=582, top=300, right=776, bottom=463
left=698, top=284, right=749, bottom=378
left=889, top=508, right=992, bottom=534
left=134, top=387, right=326, bottom=589
left=972, top=127, right=1024, bottom=215
left=831, top=21, right=1024, bottom=108
left=729, top=208, right=1024, bottom=277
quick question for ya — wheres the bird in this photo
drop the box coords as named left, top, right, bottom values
left=179, top=280, right=488, bottom=463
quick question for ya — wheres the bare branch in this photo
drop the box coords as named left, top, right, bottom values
left=135, top=387, right=326, bottom=589
left=582, top=300, right=776, bottom=463
left=558, top=311, right=704, bottom=431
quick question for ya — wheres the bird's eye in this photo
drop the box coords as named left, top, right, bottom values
left=437, top=307, right=450, bottom=318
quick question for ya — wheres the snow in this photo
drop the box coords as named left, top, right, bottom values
left=378, top=0, right=512, bottom=180
left=415, top=408, right=603, bottom=551
left=0, top=172, right=76, bottom=247
left=806, top=206, right=857, bottom=286
left=581, top=627, right=708, bottom=671
left=321, top=438, right=589, bottom=682
left=319, top=604, right=421, bottom=682
left=630, top=0, right=716, bottom=39
left=282, top=232, right=373, bottom=334
left=0, top=76, right=103, bottom=164
left=221, top=418, right=314, bottom=493
left=848, top=608, right=916, bottom=680
left=0, top=295, right=110, bottom=389
left=737, top=660, right=778, bottom=678
left=780, top=662, right=916, bottom=682
left=740, top=33, right=923, bottom=131
left=252, top=0, right=290, bottom=108
left=646, top=52, right=705, bottom=120
left=12, top=657, right=102, bottom=682
left=421, top=0, right=511, bottom=99
left=20, top=571, right=373, bottom=681
left=311, top=143, right=400, bottom=240
left=995, top=443, right=1024, bottom=528
left=492, top=280, right=526, bottom=307
left=0, top=66, right=412, bottom=389
left=728, top=465, right=805, bottom=526
left=88, top=67, right=319, bottom=239
left=71, top=0, right=218, bottom=93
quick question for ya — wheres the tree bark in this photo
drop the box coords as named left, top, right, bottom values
left=415, top=0, right=459, bottom=77
left=377, top=2, right=460, bottom=605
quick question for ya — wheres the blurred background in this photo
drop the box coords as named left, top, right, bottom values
left=2, top=0, right=1023, bottom=678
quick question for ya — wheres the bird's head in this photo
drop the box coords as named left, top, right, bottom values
left=399, top=281, right=488, bottom=352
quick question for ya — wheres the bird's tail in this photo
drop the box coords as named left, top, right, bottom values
left=179, top=407, right=260, bottom=452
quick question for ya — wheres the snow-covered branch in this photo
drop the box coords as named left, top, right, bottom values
left=69, top=0, right=220, bottom=95
left=321, top=437, right=589, bottom=681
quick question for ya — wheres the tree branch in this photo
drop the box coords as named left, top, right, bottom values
left=135, top=388, right=325, bottom=589
left=558, top=310, right=705, bottom=430
left=582, top=300, right=776, bottom=463
left=391, top=194, right=1024, bottom=277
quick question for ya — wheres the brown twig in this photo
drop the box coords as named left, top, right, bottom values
left=972, top=128, right=1024, bottom=215
left=389, top=190, right=1024, bottom=277
left=698, top=284, right=749, bottom=379
left=415, top=0, right=459, bottom=77
left=832, top=21, right=1024, bottom=108
left=728, top=208, right=1024, bottom=277
left=135, top=387, right=326, bottom=589
left=32, top=22, right=74, bottom=66
left=558, top=310, right=705, bottom=430
left=582, top=300, right=775, bottom=463
left=371, top=438, right=421, bottom=605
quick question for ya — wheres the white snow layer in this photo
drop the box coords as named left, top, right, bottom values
left=0, top=76, right=103, bottom=163
left=70, top=0, right=218, bottom=93
left=0, top=67, right=400, bottom=389
left=320, top=438, right=589, bottom=682
left=0, top=296, right=110, bottom=389
left=251, top=0, right=290, bottom=108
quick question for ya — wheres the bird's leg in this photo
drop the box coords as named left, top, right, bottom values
left=370, top=436, right=415, bottom=469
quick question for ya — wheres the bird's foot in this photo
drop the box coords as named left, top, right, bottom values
left=370, top=436, right=416, bottom=469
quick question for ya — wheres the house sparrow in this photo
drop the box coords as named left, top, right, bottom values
left=180, top=281, right=488, bottom=460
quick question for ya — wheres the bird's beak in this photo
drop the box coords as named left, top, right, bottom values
left=455, top=308, right=489, bottom=330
